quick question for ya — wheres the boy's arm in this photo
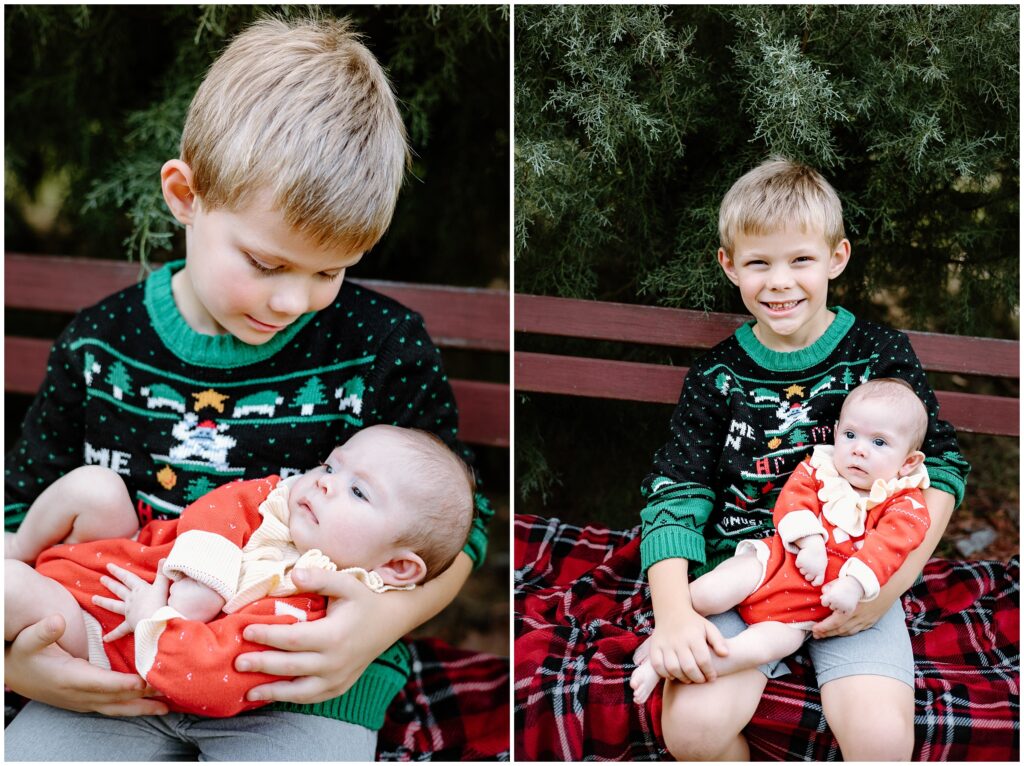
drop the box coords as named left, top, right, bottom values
left=5, top=323, right=88, bottom=531
left=640, top=362, right=730, bottom=573
left=813, top=487, right=953, bottom=638
left=873, top=330, right=971, bottom=506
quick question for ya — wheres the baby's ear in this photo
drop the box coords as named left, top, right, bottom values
left=374, top=551, right=427, bottom=587
left=899, top=450, right=926, bottom=476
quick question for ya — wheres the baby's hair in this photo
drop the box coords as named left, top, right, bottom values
left=181, top=14, right=410, bottom=254
left=388, top=428, right=476, bottom=582
left=841, top=378, right=929, bottom=451
left=718, top=156, right=846, bottom=256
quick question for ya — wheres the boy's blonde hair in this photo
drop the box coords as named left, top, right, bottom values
left=719, top=157, right=846, bottom=256
left=181, top=15, right=410, bottom=253
left=389, top=428, right=476, bottom=582
left=841, top=378, right=929, bottom=452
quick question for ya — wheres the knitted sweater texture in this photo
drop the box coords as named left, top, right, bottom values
left=640, top=308, right=969, bottom=577
left=5, top=261, right=492, bottom=728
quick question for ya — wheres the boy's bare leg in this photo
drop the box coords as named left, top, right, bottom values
left=661, top=667, right=768, bottom=760
left=822, top=675, right=915, bottom=760
left=5, top=466, right=137, bottom=563
left=5, top=559, right=89, bottom=660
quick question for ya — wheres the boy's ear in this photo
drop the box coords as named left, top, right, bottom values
left=717, top=248, right=741, bottom=285
left=899, top=450, right=926, bottom=476
left=161, top=159, right=198, bottom=226
left=827, top=239, right=852, bottom=280
left=373, top=550, right=427, bottom=588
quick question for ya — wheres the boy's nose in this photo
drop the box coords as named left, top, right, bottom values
left=765, top=267, right=794, bottom=289
left=269, top=283, right=310, bottom=317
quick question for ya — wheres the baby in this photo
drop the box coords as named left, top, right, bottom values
left=632, top=378, right=931, bottom=703
left=5, top=425, right=475, bottom=717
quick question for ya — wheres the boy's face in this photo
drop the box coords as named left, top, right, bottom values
left=832, top=398, right=923, bottom=490
left=287, top=427, right=423, bottom=583
left=718, top=226, right=850, bottom=352
left=172, top=188, right=364, bottom=345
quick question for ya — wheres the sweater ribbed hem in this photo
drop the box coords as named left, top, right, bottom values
left=925, top=467, right=966, bottom=509
left=145, top=261, right=316, bottom=368
left=267, top=654, right=409, bottom=730
left=640, top=526, right=707, bottom=574
left=735, top=307, right=855, bottom=371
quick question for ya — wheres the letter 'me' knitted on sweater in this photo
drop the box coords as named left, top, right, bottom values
left=5, top=260, right=494, bottom=729
left=640, top=307, right=969, bottom=578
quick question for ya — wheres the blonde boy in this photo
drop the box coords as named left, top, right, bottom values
left=5, top=16, right=490, bottom=761
left=638, top=158, right=968, bottom=760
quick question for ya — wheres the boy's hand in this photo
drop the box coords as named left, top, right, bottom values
left=235, top=567, right=407, bottom=703
left=93, top=561, right=171, bottom=642
left=4, top=614, right=168, bottom=716
left=645, top=609, right=729, bottom=685
left=794, top=537, right=827, bottom=587
left=819, top=575, right=864, bottom=615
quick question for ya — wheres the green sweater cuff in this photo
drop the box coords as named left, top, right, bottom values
left=268, top=643, right=410, bottom=730
left=926, top=466, right=966, bottom=509
left=640, top=525, right=707, bottom=575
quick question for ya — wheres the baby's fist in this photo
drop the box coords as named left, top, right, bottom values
left=795, top=543, right=827, bottom=587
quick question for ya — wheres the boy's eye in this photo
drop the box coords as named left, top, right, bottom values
left=244, top=253, right=280, bottom=274
left=317, top=270, right=343, bottom=282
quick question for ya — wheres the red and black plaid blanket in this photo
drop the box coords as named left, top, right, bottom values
left=514, top=514, right=1020, bottom=761
left=380, top=638, right=510, bottom=761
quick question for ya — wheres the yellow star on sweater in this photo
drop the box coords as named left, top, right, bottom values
left=784, top=384, right=805, bottom=399
left=193, top=389, right=230, bottom=413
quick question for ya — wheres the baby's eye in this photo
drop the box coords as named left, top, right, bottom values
left=350, top=484, right=367, bottom=501
left=872, top=438, right=887, bottom=447
left=320, top=463, right=334, bottom=474
left=843, top=431, right=855, bottom=440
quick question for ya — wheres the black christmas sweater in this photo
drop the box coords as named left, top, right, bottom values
left=639, top=307, right=970, bottom=578
left=5, top=260, right=494, bottom=728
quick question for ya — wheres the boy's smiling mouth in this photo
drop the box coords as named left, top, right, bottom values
left=761, top=299, right=804, bottom=313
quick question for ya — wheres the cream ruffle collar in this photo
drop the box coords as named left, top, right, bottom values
left=222, top=476, right=413, bottom=614
left=809, top=445, right=929, bottom=537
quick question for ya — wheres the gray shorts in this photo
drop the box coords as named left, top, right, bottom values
left=707, top=598, right=915, bottom=689
left=4, top=703, right=378, bottom=761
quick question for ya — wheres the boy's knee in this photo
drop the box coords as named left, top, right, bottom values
left=826, top=690, right=915, bottom=760
left=662, top=694, right=742, bottom=760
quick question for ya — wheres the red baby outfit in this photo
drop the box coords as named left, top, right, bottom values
left=735, top=446, right=930, bottom=628
left=34, top=476, right=335, bottom=717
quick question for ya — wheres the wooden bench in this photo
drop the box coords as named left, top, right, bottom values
left=514, top=292, right=1018, bottom=437
left=5, top=253, right=509, bottom=448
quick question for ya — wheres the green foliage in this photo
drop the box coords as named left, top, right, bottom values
left=5, top=5, right=508, bottom=286
left=515, top=5, right=1018, bottom=334
left=516, top=5, right=1018, bottom=516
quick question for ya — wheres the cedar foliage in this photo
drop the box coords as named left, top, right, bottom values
left=4, top=4, right=509, bottom=286
left=515, top=5, right=1018, bottom=520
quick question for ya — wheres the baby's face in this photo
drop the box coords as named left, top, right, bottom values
left=832, top=398, right=918, bottom=490
left=287, top=427, right=415, bottom=571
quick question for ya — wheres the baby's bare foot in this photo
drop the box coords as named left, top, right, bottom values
left=630, top=659, right=661, bottom=704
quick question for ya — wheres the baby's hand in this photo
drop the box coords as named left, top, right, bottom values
left=167, top=577, right=225, bottom=623
left=93, top=561, right=172, bottom=642
left=794, top=537, right=827, bottom=587
left=820, top=576, right=865, bottom=615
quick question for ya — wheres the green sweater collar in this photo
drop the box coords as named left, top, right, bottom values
left=735, top=307, right=855, bottom=371
left=145, top=260, right=315, bottom=368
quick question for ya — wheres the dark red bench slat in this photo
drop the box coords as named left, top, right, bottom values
left=515, top=294, right=1019, bottom=379
left=7, top=337, right=508, bottom=447
left=515, top=351, right=1019, bottom=437
left=5, top=254, right=510, bottom=353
